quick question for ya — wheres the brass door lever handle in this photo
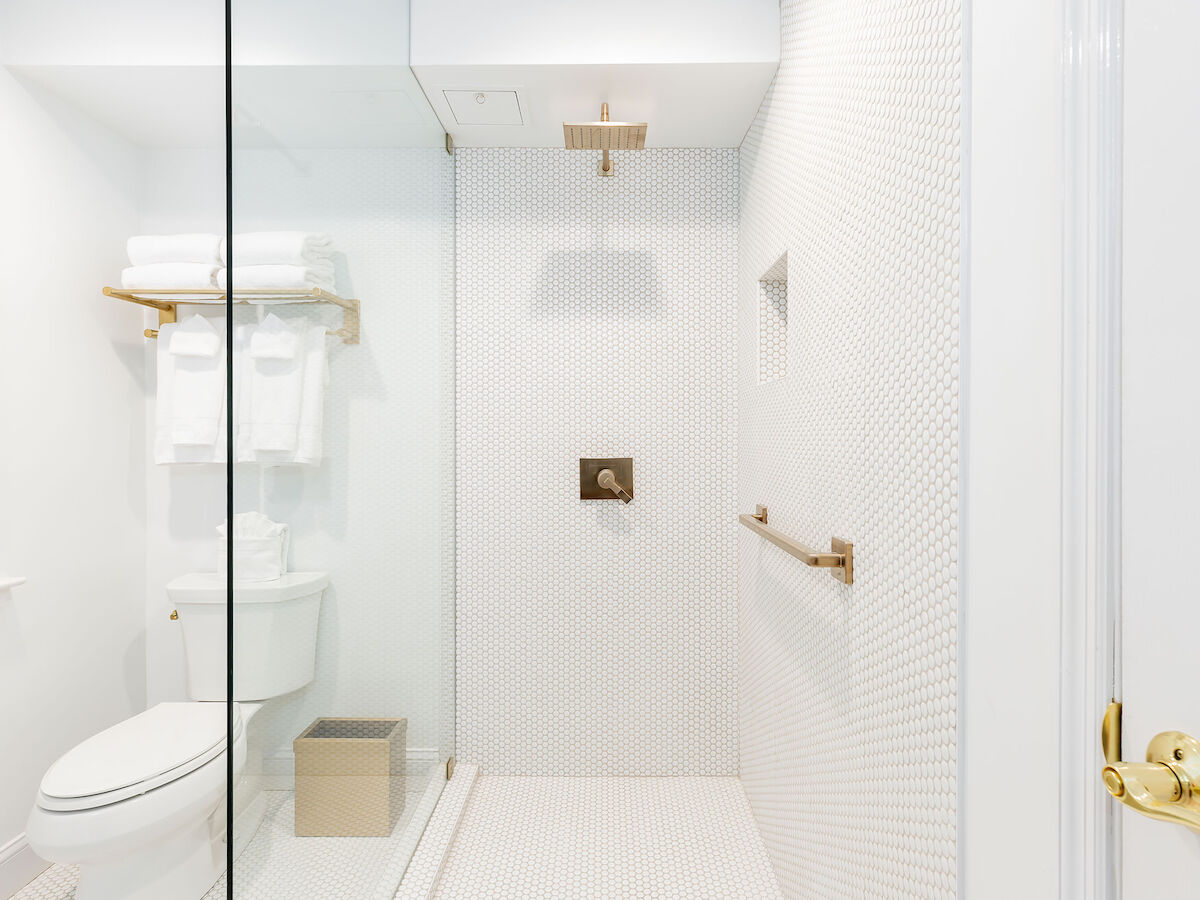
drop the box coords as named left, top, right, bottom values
left=1101, top=701, right=1200, bottom=833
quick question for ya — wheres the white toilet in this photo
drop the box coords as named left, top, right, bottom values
left=26, top=572, right=328, bottom=900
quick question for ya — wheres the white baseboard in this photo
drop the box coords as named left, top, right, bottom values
left=0, top=833, right=50, bottom=899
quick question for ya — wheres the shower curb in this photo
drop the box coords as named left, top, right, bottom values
left=392, top=763, right=479, bottom=900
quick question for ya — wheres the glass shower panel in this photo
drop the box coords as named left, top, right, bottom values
left=227, top=3, right=455, bottom=897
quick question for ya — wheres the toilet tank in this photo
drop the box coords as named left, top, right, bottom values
left=166, top=572, right=328, bottom=701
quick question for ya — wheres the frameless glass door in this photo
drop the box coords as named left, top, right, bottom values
left=226, top=3, right=455, bottom=897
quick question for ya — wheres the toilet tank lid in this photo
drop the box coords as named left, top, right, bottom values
left=166, top=571, right=329, bottom=604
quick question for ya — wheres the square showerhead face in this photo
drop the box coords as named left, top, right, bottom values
left=562, top=121, right=648, bottom=151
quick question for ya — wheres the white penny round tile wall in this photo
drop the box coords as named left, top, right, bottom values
left=738, top=0, right=962, bottom=896
left=455, top=148, right=739, bottom=776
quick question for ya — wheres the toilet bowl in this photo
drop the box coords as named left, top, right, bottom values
left=27, top=703, right=248, bottom=900
left=27, top=572, right=327, bottom=900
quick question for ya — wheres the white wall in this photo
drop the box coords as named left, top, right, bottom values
left=0, top=68, right=147, bottom=894
left=411, top=0, right=778, bottom=67
left=454, top=148, right=739, bottom=775
left=138, top=146, right=456, bottom=764
left=737, top=0, right=961, bottom=896
left=960, top=0, right=1065, bottom=895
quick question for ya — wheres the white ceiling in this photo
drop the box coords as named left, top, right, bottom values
left=410, top=0, right=780, bottom=148
left=4, top=0, right=779, bottom=151
left=412, top=63, right=777, bottom=149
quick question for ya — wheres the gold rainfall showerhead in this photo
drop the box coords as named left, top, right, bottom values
left=562, top=103, right=647, bottom=177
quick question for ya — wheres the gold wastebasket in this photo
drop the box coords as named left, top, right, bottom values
left=293, top=717, right=407, bottom=836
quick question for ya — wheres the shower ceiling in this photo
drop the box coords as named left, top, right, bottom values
left=410, top=0, right=779, bottom=147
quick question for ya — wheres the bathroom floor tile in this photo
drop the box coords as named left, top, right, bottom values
left=11, top=764, right=437, bottom=900
left=430, top=776, right=782, bottom=899
left=9, top=863, right=76, bottom=900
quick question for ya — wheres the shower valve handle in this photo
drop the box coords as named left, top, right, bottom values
left=596, top=468, right=633, bottom=504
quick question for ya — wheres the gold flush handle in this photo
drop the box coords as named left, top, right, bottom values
left=170, top=609, right=179, bottom=620
left=1101, top=701, right=1200, bottom=833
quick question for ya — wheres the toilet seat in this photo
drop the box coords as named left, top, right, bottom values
left=38, top=703, right=243, bottom=812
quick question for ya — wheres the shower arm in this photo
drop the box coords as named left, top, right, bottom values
left=599, top=102, right=612, bottom=176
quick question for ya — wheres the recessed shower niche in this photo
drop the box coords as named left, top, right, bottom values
left=757, top=253, right=788, bottom=383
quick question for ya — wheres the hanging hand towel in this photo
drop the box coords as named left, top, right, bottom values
left=169, top=313, right=224, bottom=358
left=249, top=312, right=299, bottom=360
left=122, top=263, right=220, bottom=290
left=288, top=322, right=329, bottom=466
left=243, top=315, right=305, bottom=452
left=222, top=231, right=333, bottom=266
left=127, top=233, right=222, bottom=266
left=155, top=316, right=227, bottom=464
left=236, top=319, right=328, bottom=466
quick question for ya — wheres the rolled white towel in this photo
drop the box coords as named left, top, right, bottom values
left=127, top=233, right=222, bottom=266
left=122, top=263, right=220, bottom=290
left=217, top=512, right=290, bottom=582
left=217, top=264, right=335, bottom=292
left=221, top=232, right=333, bottom=267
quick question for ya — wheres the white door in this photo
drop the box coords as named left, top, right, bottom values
left=1120, top=0, right=1200, bottom=891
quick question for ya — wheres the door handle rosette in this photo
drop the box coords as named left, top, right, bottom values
left=1101, top=701, right=1200, bottom=833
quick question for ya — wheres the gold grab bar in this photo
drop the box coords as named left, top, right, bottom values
left=738, top=505, right=853, bottom=584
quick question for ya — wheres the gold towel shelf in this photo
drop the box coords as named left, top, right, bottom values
left=102, top=287, right=361, bottom=344
left=738, top=505, right=854, bottom=584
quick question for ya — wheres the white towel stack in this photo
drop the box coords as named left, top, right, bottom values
left=221, top=231, right=336, bottom=293
left=122, top=233, right=223, bottom=290
left=123, top=232, right=336, bottom=294
left=153, top=312, right=328, bottom=467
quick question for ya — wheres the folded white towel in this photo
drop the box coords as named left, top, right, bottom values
left=221, top=232, right=333, bottom=267
left=169, top=314, right=223, bottom=358
left=123, top=263, right=220, bottom=290
left=217, top=264, right=335, bottom=292
left=237, top=319, right=328, bottom=466
left=217, top=512, right=289, bottom=582
left=249, top=313, right=299, bottom=360
left=127, top=233, right=222, bottom=266
left=155, top=316, right=227, bottom=464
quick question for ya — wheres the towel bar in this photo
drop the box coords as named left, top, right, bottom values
left=102, top=287, right=361, bottom=344
left=738, top=505, right=853, bottom=584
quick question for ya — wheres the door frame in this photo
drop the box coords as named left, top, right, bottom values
left=1059, top=0, right=1123, bottom=894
